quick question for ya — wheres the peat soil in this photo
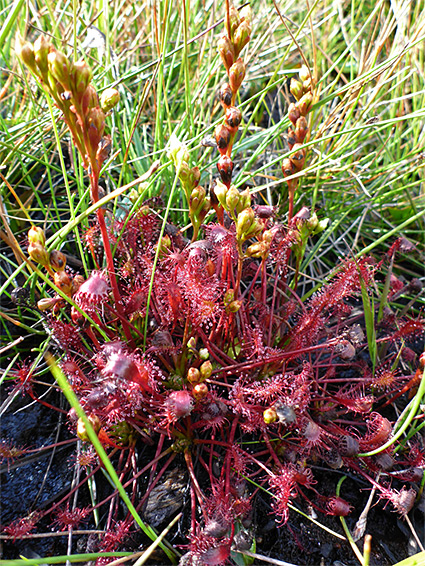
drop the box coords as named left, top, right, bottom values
left=1, top=394, right=424, bottom=565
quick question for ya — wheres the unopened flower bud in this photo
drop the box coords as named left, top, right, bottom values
left=226, top=185, right=240, bottom=212
left=228, top=59, right=245, bottom=94
left=224, top=289, right=235, bottom=305
left=219, top=83, right=233, bottom=107
left=299, top=65, right=310, bottom=83
left=100, top=87, right=120, bottom=112
left=199, top=348, right=209, bottom=360
left=187, top=367, right=201, bottom=384
left=193, top=383, right=208, bottom=399
left=290, top=78, right=303, bottom=100
left=48, top=49, right=72, bottom=91
left=303, top=78, right=312, bottom=92
left=214, top=179, right=228, bottom=207
left=28, top=226, right=46, bottom=246
left=187, top=337, right=197, bottom=351
left=200, top=360, right=212, bottom=379
left=72, top=60, right=93, bottom=96
left=28, top=242, right=50, bottom=266
left=239, top=5, right=252, bottom=24
left=236, top=207, right=255, bottom=239
left=227, top=300, right=242, bottom=313
left=81, top=84, right=99, bottom=115
left=190, top=186, right=207, bottom=215
left=77, top=414, right=101, bottom=442
left=87, top=107, right=105, bottom=150
left=226, top=5, right=240, bottom=38
left=298, top=92, right=313, bottom=115
left=54, top=271, right=72, bottom=295
left=288, top=103, right=300, bottom=125
left=217, top=35, right=235, bottom=72
left=215, top=124, right=231, bottom=153
left=225, top=106, right=242, bottom=130
left=245, top=242, right=263, bottom=258
left=233, top=20, right=251, bottom=55
left=37, top=296, right=61, bottom=311
left=16, top=38, right=37, bottom=74
left=263, top=408, right=278, bottom=424
left=33, top=35, right=50, bottom=77
left=236, top=188, right=251, bottom=213
left=217, top=154, right=234, bottom=187
left=49, top=249, right=66, bottom=271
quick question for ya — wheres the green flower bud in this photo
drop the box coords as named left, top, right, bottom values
left=223, top=289, right=235, bottom=305
left=28, top=226, right=46, bottom=246
left=193, top=383, right=208, bottom=399
left=245, top=242, right=263, bottom=258
left=263, top=407, right=278, bottom=424
left=28, top=242, right=50, bottom=266
left=33, top=35, right=50, bottom=77
left=233, top=20, right=251, bottom=56
left=236, top=207, right=255, bottom=239
left=290, top=78, right=303, bottom=100
left=48, top=49, right=72, bottom=91
left=298, top=92, right=313, bottom=116
left=225, top=4, right=240, bottom=39
left=199, top=348, right=209, bottom=360
left=200, top=360, right=212, bottom=380
left=190, top=186, right=207, bottom=215
left=100, top=87, right=120, bottom=112
left=15, top=38, right=37, bottom=74
left=299, top=64, right=310, bottom=83
left=228, top=58, right=245, bottom=94
left=214, top=179, right=228, bottom=208
left=235, top=188, right=251, bottom=214
left=77, top=414, right=101, bottom=442
left=239, top=5, right=252, bottom=25
left=225, top=185, right=240, bottom=212
left=227, top=299, right=242, bottom=313
left=167, top=133, right=190, bottom=165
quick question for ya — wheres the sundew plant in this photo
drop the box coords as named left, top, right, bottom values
left=1, top=1, right=424, bottom=565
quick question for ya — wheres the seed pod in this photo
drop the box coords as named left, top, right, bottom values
left=288, top=103, right=301, bottom=125
left=225, top=106, right=242, bottom=130
left=87, top=107, right=105, bottom=150
left=81, top=85, right=99, bottom=114
left=49, top=249, right=66, bottom=271
left=338, top=435, right=359, bottom=457
left=37, top=296, right=61, bottom=311
left=215, top=124, right=231, bottom=153
left=77, top=414, right=101, bottom=442
left=193, top=383, right=208, bottom=399
left=219, top=83, right=233, bottom=107
left=294, top=116, right=308, bottom=143
left=226, top=4, right=240, bottom=38
left=335, top=340, right=356, bottom=361
left=54, top=271, right=72, bottom=295
left=228, top=59, right=246, bottom=94
left=217, top=154, right=234, bottom=187
left=289, top=143, right=306, bottom=171
left=287, top=129, right=296, bottom=148
left=281, top=158, right=296, bottom=177
left=71, top=274, right=85, bottom=295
